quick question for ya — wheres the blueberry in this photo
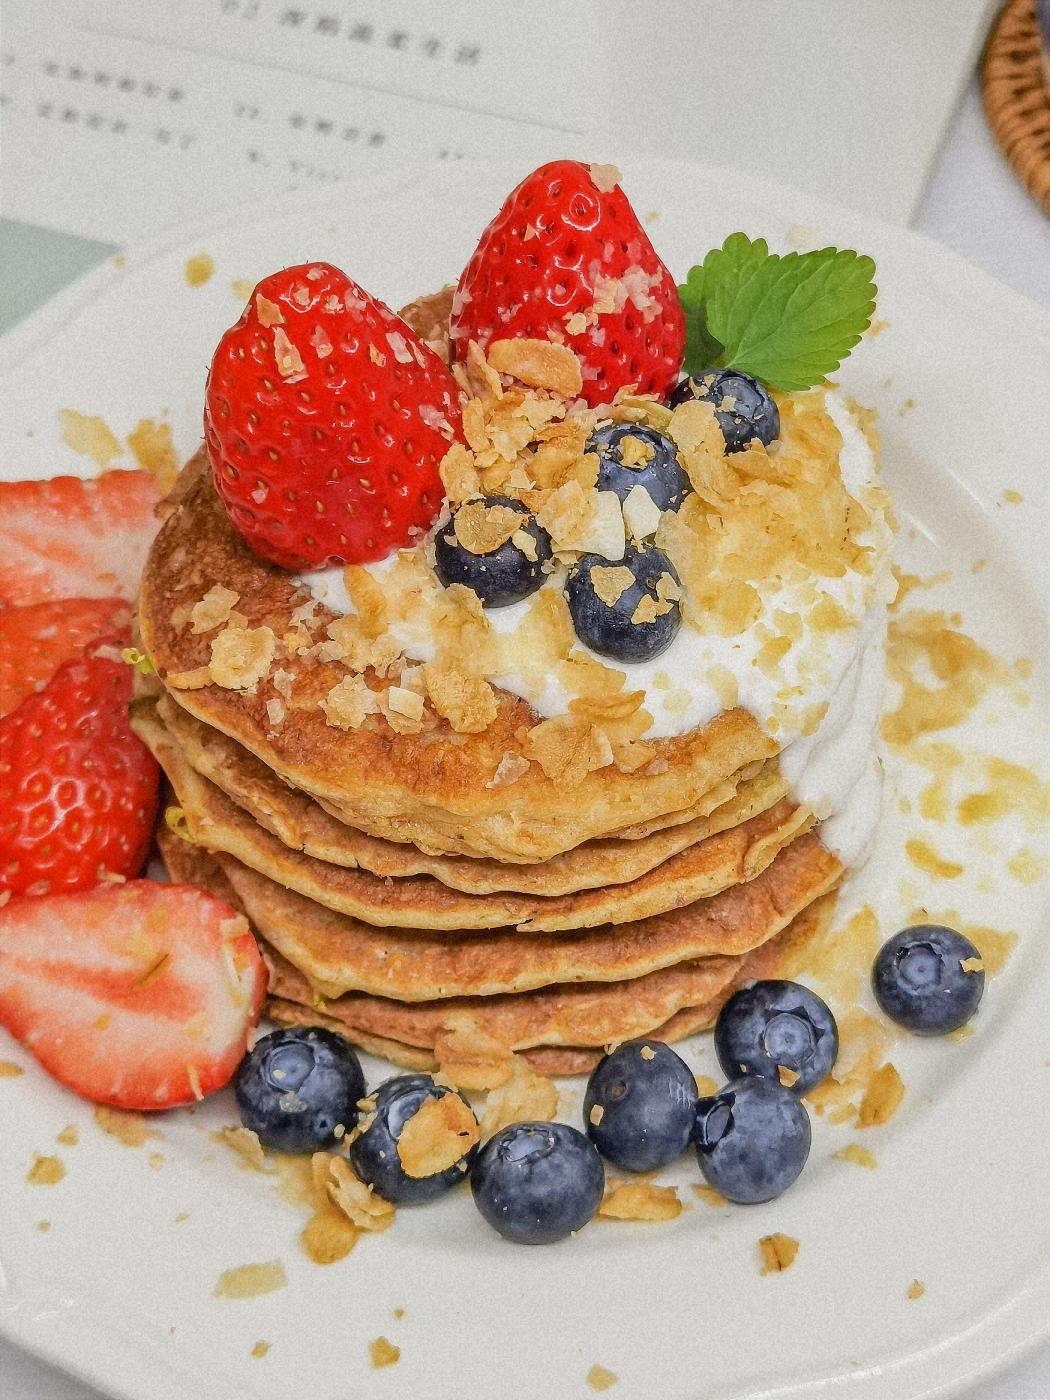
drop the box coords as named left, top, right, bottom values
left=669, top=369, right=779, bottom=453
left=583, top=1039, right=697, bottom=1171
left=694, top=1077, right=811, bottom=1204
left=234, top=1026, right=365, bottom=1155
left=433, top=495, right=552, bottom=607
left=470, top=1121, right=604, bottom=1245
left=586, top=423, right=691, bottom=511
left=566, top=544, right=681, bottom=663
left=715, top=980, right=838, bottom=1095
left=348, top=1073, right=478, bottom=1204
left=872, top=924, right=986, bottom=1035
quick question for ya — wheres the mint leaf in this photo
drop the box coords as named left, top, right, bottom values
left=677, top=263, right=724, bottom=374
left=677, top=235, right=876, bottom=391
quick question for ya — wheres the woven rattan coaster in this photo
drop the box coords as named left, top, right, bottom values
left=983, top=0, right=1050, bottom=215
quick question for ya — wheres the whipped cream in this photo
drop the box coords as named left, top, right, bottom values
left=299, top=392, right=895, bottom=866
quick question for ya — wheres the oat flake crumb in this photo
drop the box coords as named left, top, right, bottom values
left=481, top=1056, right=558, bottom=1138
left=692, top=1183, right=728, bottom=1209
left=586, top=1363, right=619, bottom=1391
left=835, top=1143, right=878, bottom=1169
left=599, top=1181, right=681, bottom=1222
left=486, top=752, right=531, bottom=788
left=184, top=252, right=215, bottom=287
left=0, top=1060, right=23, bottom=1078
left=273, top=326, right=306, bottom=380
left=590, top=564, right=635, bottom=607
left=191, top=584, right=240, bottom=635
left=255, top=293, right=284, bottom=328
left=589, top=162, right=622, bottom=193
left=322, top=674, right=380, bottom=730
left=423, top=662, right=498, bottom=734
left=906, top=1279, right=926, bottom=1300
left=396, top=1093, right=480, bottom=1177
left=26, top=1154, right=65, bottom=1186
left=317, top=1153, right=396, bottom=1233
left=858, top=1062, right=905, bottom=1128
left=209, top=625, right=276, bottom=690
left=487, top=337, right=583, bottom=399
left=251, top=1340, right=271, bottom=1359
left=126, top=417, right=179, bottom=493
left=56, top=1124, right=79, bottom=1147
left=370, top=1336, right=401, bottom=1369
left=759, top=1233, right=799, bottom=1275
left=213, top=1125, right=269, bottom=1172
left=301, top=1209, right=359, bottom=1265
left=59, top=408, right=122, bottom=467
left=212, top=1260, right=287, bottom=1300
left=94, top=1104, right=157, bottom=1148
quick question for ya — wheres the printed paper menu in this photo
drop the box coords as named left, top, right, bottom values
left=1, top=0, right=995, bottom=243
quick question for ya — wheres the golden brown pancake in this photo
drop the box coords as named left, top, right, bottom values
left=155, top=691, right=788, bottom=897
left=206, top=833, right=841, bottom=1001
left=137, top=699, right=814, bottom=934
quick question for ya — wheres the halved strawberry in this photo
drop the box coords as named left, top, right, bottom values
left=0, top=597, right=132, bottom=718
left=204, top=262, right=462, bottom=569
left=450, top=160, right=686, bottom=407
left=0, top=652, right=159, bottom=896
left=0, top=881, right=267, bottom=1109
left=0, top=471, right=161, bottom=606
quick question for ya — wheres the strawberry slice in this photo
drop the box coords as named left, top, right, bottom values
left=204, top=262, right=462, bottom=569
left=0, top=597, right=132, bottom=718
left=451, top=160, right=686, bottom=407
left=0, top=881, right=267, bottom=1109
left=0, top=652, right=159, bottom=896
left=0, top=471, right=161, bottom=606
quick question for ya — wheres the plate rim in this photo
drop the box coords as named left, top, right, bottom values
left=2, top=156, right=1048, bottom=382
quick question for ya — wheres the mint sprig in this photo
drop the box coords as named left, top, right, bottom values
left=677, top=234, right=877, bottom=391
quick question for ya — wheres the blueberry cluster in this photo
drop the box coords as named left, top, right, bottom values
left=432, top=368, right=781, bottom=665
left=234, top=923, right=985, bottom=1245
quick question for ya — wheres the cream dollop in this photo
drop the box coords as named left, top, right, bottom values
left=298, top=392, right=895, bottom=866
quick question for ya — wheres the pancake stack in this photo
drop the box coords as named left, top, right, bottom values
left=132, top=291, right=861, bottom=1082
left=134, top=481, right=843, bottom=1079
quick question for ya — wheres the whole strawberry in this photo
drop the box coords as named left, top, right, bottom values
left=0, top=652, right=159, bottom=896
left=205, top=262, right=462, bottom=569
left=450, top=160, right=686, bottom=407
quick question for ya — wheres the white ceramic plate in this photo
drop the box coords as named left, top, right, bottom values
left=0, top=161, right=1047, bottom=1400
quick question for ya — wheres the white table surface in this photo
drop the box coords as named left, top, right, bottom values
left=1, top=73, right=1049, bottom=1400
